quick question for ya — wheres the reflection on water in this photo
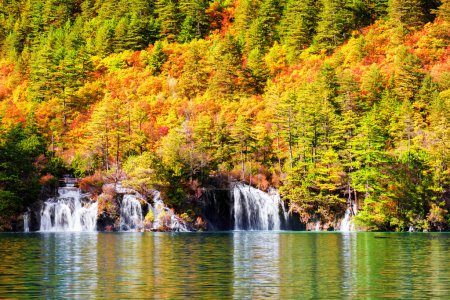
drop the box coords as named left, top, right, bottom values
left=233, top=232, right=280, bottom=298
left=0, top=232, right=449, bottom=298
left=40, top=233, right=99, bottom=298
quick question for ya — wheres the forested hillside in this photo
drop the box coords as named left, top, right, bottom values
left=1, top=0, right=449, bottom=231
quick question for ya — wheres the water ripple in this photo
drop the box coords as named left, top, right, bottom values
left=0, top=232, right=449, bottom=299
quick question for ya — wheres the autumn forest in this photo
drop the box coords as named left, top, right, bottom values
left=1, top=0, right=450, bottom=231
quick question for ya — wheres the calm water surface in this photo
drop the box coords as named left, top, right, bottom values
left=0, top=232, right=449, bottom=299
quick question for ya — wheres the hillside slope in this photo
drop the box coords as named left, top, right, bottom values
left=0, top=0, right=449, bottom=231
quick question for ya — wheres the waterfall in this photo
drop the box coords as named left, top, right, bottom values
left=23, top=211, right=29, bottom=232
left=40, top=188, right=98, bottom=232
left=118, top=191, right=188, bottom=232
left=340, top=208, right=352, bottom=232
left=150, top=191, right=188, bottom=232
left=340, top=204, right=357, bottom=232
left=119, top=194, right=144, bottom=231
left=232, top=183, right=287, bottom=231
left=338, top=192, right=358, bottom=232
left=314, top=221, right=321, bottom=231
left=270, top=188, right=289, bottom=223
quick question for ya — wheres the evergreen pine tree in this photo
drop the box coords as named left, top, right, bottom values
left=258, top=0, right=282, bottom=44
left=233, top=0, right=259, bottom=39
left=413, top=74, right=438, bottom=129
left=245, top=46, right=269, bottom=94
left=389, top=0, right=424, bottom=28
left=29, top=37, right=56, bottom=102
left=208, top=34, right=242, bottom=99
left=279, top=0, right=320, bottom=60
left=155, top=0, right=180, bottom=42
left=148, top=41, right=167, bottom=75
left=126, top=13, right=145, bottom=50
left=179, top=0, right=209, bottom=40
left=81, top=0, right=97, bottom=19
left=113, top=17, right=128, bottom=53
left=178, top=16, right=199, bottom=43
left=360, top=64, right=384, bottom=109
left=315, top=0, right=354, bottom=52
left=94, top=20, right=115, bottom=57
left=178, top=43, right=209, bottom=99
left=246, top=17, right=268, bottom=52
left=393, top=46, right=423, bottom=102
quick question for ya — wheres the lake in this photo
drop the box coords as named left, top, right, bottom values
left=0, top=232, right=449, bottom=299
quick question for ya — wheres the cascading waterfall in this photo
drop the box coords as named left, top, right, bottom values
left=40, top=188, right=98, bottom=232
left=119, top=194, right=144, bottom=231
left=233, top=183, right=287, bottom=231
left=340, top=202, right=357, bottom=232
left=340, top=208, right=352, bottom=232
left=271, top=189, right=289, bottom=223
left=23, top=211, right=30, bottom=232
left=150, top=191, right=188, bottom=232
left=118, top=190, right=188, bottom=232
left=314, top=221, right=321, bottom=231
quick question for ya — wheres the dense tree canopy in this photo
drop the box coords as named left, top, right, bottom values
left=0, top=0, right=449, bottom=231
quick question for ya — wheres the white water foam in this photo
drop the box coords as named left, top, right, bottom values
left=118, top=190, right=188, bottom=232
left=150, top=191, right=188, bottom=232
left=120, top=194, right=144, bottom=231
left=24, top=210, right=30, bottom=232
left=233, top=183, right=287, bottom=231
left=40, top=188, right=97, bottom=232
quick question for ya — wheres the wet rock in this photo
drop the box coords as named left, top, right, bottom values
left=96, top=185, right=120, bottom=231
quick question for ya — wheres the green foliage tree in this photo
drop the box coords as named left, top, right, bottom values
left=360, top=64, right=384, bottom=109
left=29, top=37, right=56, bottom=102
left=393, top=46, right=423, bottom=102
left=0, top=121, right=44, bottom=229
left=315, top=0, right=354, bottom=52
left=148, top=41, right=167, bottom=75
left=389, top=0, right=424, bottom=28
left=233, top=0, right=259, bottom=38
left=437, top=0, right=450, bottom=21
left=122, top=152, right=167, bottom=193
left=155, top=0, right=180, bottom=42
left=178, top=16, right=198, bottom=43
left=178, top=0, right=209, bottom=42
left=208, top=34, right=242, bottom=99
left=244, top=46, right=269, bottom=94
left=279, top=0, right=320, bottom=60
left=178, top=43, right=209, bottom=99
left=126, top=13, right=146, bottom=50
left=94, top=19, right=115, bottom=56
left=113, top=17, right=128, bottom=53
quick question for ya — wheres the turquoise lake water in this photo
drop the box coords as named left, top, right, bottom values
left=0, top=232, right=449, bottom=299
